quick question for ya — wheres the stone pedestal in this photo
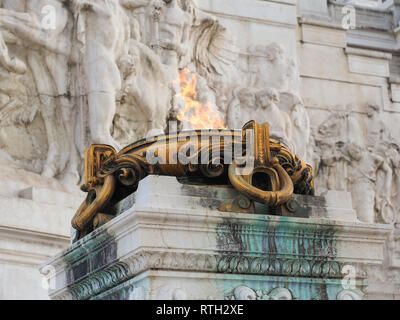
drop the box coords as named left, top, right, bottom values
left=42, top=176, right=391, bottom=300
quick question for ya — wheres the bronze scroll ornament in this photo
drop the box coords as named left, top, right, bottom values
left=72, top=121, right=314, bottom=240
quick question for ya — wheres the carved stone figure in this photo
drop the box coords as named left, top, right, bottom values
left=0, top=0, right=80, bottom=188
left=150, top=0, right=192, bottom=68
left=313, top=112, right=350, bottom=192
left=226, top=87, right=310, bottom=158
left=73, top=0, right=130, bottom=150
left=121, top=0, right=151, bottom=42
left=363, top=104, right=397, bottom=224
left=0, top=29, right=26, bottom=75
left=314, top=139, right=347, bottom=193
left=254, top=88, right=293, bottom=149
left=248, top=43, right=299, bottom=92
left=375, top=142, right=398, bottom=224
left=389, top=144, right=400, bottom=222
left=226, top=87, right=256, bottom=130
left=278, top=92, right=310, bottom=161
left=0, top=59, right=28, bottom=127
left=144, top=0, right=191, bottom=118
left=366, top=103, right=386, bottom=148
left=227, top=87, right=293, bottom=145
left=346, top=143, right=391, bottom=223
left=312, top=105, right=400, bottom=225
left=118, top=39, right=172, bottom=135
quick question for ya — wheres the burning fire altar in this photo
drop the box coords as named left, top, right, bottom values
left=40, top=122, right=391, bottom=300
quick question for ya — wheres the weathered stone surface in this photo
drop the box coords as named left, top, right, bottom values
left=41, top=176, right=391, bottom=300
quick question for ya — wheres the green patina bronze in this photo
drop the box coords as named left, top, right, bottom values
left=215, top=215, right=365, bottom=300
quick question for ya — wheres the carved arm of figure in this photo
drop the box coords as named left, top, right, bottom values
left=0, top=8, right=70, bottom=57
left=146, top=0, right=164, bottom=50
left=178, top=26, right=190, bottom=58
left=0, top=31, right=26, bottom=74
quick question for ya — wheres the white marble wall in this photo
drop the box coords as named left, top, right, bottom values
left=298, top=0, right=400, bottom=299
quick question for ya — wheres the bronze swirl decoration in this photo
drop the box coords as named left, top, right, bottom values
left=72, top=121, right=314, bottom=240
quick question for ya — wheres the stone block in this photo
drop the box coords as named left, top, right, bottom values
left=0, top=196, right=75, bottom=236
left=301, top=22, right=347, bottom=48
left=18, top=187, right=84, bottom=209
left=41, top=176, right=391, bottom=300
left=346, top=47, right=391, bottom=77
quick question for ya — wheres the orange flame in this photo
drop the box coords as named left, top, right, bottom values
left=176, top=69, right=226, bottom=129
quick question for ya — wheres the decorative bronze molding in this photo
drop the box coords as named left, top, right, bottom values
left=72, top=121, right=314, bottom=240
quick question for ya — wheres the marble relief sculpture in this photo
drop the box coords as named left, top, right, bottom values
left=0, top=0, right=398, bottom=231
left=0, top=0, right=304, bottom=181
left=312, top=106, right=399, bottom=225
left=0, top=0, right=80, bottom=188
left=227, top=87, right=256, bottom=130
left=346, top=142, right=392, bottom=223
left=73, top=0, right=131, bottom=150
